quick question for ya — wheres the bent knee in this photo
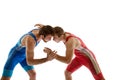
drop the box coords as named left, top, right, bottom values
left=31, top=71, right=36, bottom=77
left=27, top=70, right=36, bottom=78
left=30, top=71, right=36, bottom=77
left=1, top=76, right=10, bottom=80
left=64, top=70, right=72, bottom=76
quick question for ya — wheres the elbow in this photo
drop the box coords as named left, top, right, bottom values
left=65, top=59, right=71, bottom=64
left=26, top=59, right=34, bottom=66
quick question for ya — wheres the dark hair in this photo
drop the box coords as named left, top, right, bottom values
left=53, top=26, right=64, bottom=37
left=39, top=25, right=54, bottom=37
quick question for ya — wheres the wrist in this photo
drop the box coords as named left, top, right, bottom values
left=46, top=57, right=50, bottom=62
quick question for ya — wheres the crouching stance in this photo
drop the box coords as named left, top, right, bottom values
left=1, top=24, right=56, bottom=80
left=45, top=26, right=105, bottom=80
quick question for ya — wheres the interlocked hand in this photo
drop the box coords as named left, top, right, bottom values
left=43, top=47, right=57, bottom=61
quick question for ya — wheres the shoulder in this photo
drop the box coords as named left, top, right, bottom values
left=65, top=32, right=77, bottom=43
left=65, top=37, right=76, bottom=48
left=24, top=35, right=36, bottom=45
left=65, top=34, right=81, bottom=48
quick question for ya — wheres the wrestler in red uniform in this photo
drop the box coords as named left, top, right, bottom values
left=45, top=26, right=105, bottom=80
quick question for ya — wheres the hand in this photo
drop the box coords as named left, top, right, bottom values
left=47, top=50, right=57, bottom=61
left=43, top=47, right=52, bottom=54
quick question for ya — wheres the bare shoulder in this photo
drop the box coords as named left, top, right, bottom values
left=21, top=35, right=36, bottom=47
left=65, top=37, right=76, bottom=48
left=66, top=37, right=81, bottom=49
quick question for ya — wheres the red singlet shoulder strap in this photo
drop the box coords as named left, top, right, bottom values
left=65, top=32, right=74, bottom=42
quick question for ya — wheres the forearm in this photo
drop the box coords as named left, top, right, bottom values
left=55, top=54, right=70, bottom=64
left=27, top=58, right=48, bottom=65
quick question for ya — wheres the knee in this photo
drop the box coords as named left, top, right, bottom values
left=31, top=71, right=36, bottom=78
left=0, top=76, right=10, bottom=80
left=28, top=70, right=36, bottom=79
left=64, top=70, right=71, bottom=76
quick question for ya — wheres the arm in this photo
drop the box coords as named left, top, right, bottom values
left=55, top=38, right=76, bottom=64
left=25, top=36, right=50, bottom=66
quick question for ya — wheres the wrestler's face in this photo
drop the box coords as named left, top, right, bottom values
left=53, top=34, right=61, bottom=43
left=43, top=35, right=52, bottom=42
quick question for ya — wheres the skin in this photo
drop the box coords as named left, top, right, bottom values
left=25, top=30, right=55, bottom=65
left=53, top=33, right=79, bottom=64
left=46, top=32, right=104, bottom=80
left=1, top=29, right=56, bottom=80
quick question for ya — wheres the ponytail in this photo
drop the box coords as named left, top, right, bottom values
left=34, top=24, right=44, bottom=28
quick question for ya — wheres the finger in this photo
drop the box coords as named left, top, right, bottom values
left=45, top=47, right=51, bottom=50
left=48, top=54, right=56, bottom=58
left=49, top=53, right=57, bottom=58
left=53, top=50, right=57, bottom=54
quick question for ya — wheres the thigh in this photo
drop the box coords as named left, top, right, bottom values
left=20, top=58, right=34, bottom=71
left=66, top=57, right=82, bottom=73
left=2, top=53, right=19, bottom=77
left=82, top=57, right=105, bottom=80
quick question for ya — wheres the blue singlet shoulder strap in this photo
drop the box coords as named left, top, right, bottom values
left=17, top=29, right=39, bottom=46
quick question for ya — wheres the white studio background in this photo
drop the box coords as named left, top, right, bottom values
left=0, top=0, right=120, bottom=80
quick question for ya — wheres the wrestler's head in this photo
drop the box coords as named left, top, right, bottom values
left=53, top=26, right=65, bottom=43
left=39, top=25, right=54, bottom=42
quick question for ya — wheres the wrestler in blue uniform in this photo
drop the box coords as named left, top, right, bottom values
left=2, top=29, right=39, bottom=77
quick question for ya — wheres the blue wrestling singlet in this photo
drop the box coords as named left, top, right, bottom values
left=2, top=29, right=39, bottom=77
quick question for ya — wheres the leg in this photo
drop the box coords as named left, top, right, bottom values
left=1, top=69, right=14, bottom=80
left=1, top=69, right=12, bottom=80
left=1, top=70, right=36, bottom=80
left=1, top=51, right=19, bottom=80
left=82, top=56, right=105, bottom=80
left=27, top=69, right=36, bottom=80
left=64, top=70, right=72, bottom=80
left=1, top=61, right=18, bottom=80
left=65, top=57, right=82, bottom=80
left=1, top=77, right=10, bottom=80
left=20, top=58, right=36, bottom=80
